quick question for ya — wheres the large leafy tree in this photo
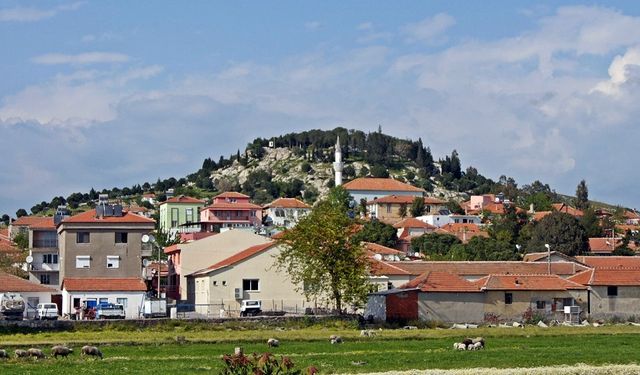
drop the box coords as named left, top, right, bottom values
left=411, top=232, right=461, bottom=257
left=527, top=212, right=588, bottom=256
left=410, top=197, right=425, bottom=217
left=351, top=220, right=397, bottom=248
left=276, top=187, right=368, bottom=313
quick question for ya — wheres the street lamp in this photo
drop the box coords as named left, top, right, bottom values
left=544, top=244, right=551, bottom=274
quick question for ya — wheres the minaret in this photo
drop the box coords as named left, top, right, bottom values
left=333, top=136, right=343, bottom=186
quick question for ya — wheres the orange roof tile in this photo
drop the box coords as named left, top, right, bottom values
left=264, top=198, right=310, bottom=209
left=12, top=216, right=55, bottom=229
left=160, top=196, right=205, bottom=205
left=0, top=238, right=19, bottom=254
left=575, top=256, right=640, bottom=269
left=215, top=191, right=250, bottom=199
left=569, top=268, right=640, bottom=286
left=0, top=272, right=55, bottom=292
left=62, top=277, right=147, bottom=292
left=203, top=202, right=262, bottom=210
left=551, top=203, right=584, bottom=217
left=624, top=210, right=640, bottom=219
left=588, top=237, right=623, bottom=254
left=0, top=228, right=8, bottom=239
left=163, top=243, right=182, bottom=254
left=388, top=261, right=588, bottom=277
left=532, top=211, right=552, bottom=221
left=440, top=223, right=483, bottom=233
left=364, top=242, right=404, bottom=255
left=343, top=178, right=425, bottom=193
left=191, top=242, right=276, bottom=275
left=61, top=209, right=155, bottom=225
left=481, top=274, right=587, bottom=291
left=367, top=195, right=443, bottom=205
left=368, top=258, right=411, bottom=276
left=401, top=271, right=482, bottom=292
left=393, top=218, right=436, bottom=229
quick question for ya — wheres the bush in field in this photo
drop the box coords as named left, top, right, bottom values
left=522, top=307, right=546, bottom=324
left=221, top=352, right=317, bottom=375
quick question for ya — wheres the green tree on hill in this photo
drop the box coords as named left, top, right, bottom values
left=527, top=212, right=588, bottom=256
left=575, top=180, right=589, bottom=210
left=410, top=197, right=425, bottom=217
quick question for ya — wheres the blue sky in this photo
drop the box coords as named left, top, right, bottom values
left=2, top=1, right=640, bottom=215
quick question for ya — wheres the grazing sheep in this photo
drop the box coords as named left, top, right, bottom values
left=15, top=349, right=28, bottom=358
left=453, top=342, right=467, bottom=350
left=267, top=338, right=279, bottom=348
left=51, top=345, right=73, bottom=358
left=81, top=345, right=103, bottom=359
left=330, top=335, right=343, bottom=344
left=360, top=329, right=375, bottom=337
left=27, top=348, right=45, bottom=359
left=0, top=349, right=8, bottom=359
left=471, top=337, right=485, bottom=347
left=462, top=338, right=473, bottom=348
left=470, top=342, right=484, bottom=350
left=513, top=322, right=524, bottom=328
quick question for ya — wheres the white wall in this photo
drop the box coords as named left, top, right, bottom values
left=22, top=291, right=53, bottom=319
left=61, top=290, right=145, bottom=319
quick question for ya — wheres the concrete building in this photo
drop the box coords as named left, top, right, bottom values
left=158, top=195, right=205, bottom=236
left=342, top=178, right=425, bottom=206
left=263, top=198, right=311, bottom=229
left=418, top=213, right=481, bottom=228
left=57, top=207, right=155, bottom=318
left=367, top=196, right=446, bottom=224
left=10, top=216, right=61, bottom=287
left=199, top=192, right=262, bottom=231
left=0, top=271, right=55, bottom=319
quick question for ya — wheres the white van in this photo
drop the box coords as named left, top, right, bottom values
left=36, top=303, right=58, bottom=320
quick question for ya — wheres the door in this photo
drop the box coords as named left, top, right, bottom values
left=51, top=294, right=62, bottom=314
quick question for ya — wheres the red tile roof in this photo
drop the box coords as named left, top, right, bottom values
left=588, top=237, right=624, bottom=254
left=264, top=198, right=310, bottom=209
left=163, top=243, right=182, bottom=254
left=551, top=203, right=584, bottom=217
left=343, top=178, right=425, bottom=193
left=368, top=258, right=411, bottom=276
left=440, top=223, right=484, bottom=233
left=0, top=272, right=55, bottom=292
left=575, top=256, right=640, bottom=269
left=215, top=192, right=250, bottom=199
left=61, top=209, right=155, bottom=225
left=480, top=274, right=587, bottom=291
left=12, top=216, right=55, bottom=229
left=203, top=202, right=262, bottom=210
left=160, top=196, right=205, bottom=205
left=0, top=228, right=8, bottom=240
left=388, top=261, right=588, bottom=277
left=0, top=237, right=19, bottom=254
left=191, top=242, right=276, bottom=275
left=624, top=210, right=640, bottom=220
left=393, top=218, right=436, bottom=229
left=532, top=211, right=552, bottom=221
left=62, top=278, right=147, bottom=292
left=364, top=242, right=404, bottom=255
left=367, top=195, right=443, bottom=205
left=401, top=271, right=482, bottom=292
left=569, top=268, right=640, bottom=286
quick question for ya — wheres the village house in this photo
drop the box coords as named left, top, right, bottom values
left=437, top=223, right=490, bottom=243
left=418, top=213, right=482, bottom=228
left=461, top=194, right=508, bottom=215
left=57, top=205, right=155, bottom=319
left=158, top=195, right=206, bottom=236
left=342, top=178, right=425, bottom=205
left=199, top=192, right=262, bottom=232
left=262, top=198, right=311, bottom=229
left=0, top=271, right=56, bottom=319
left=393, top=217, right=437, bottom=253
left=367, top=195, right=446, bottom=224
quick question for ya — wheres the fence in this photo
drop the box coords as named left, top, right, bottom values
left=173, top=300, right=336, bottom=319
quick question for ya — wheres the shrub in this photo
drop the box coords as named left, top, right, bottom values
left=221, top=351, right=316, bottom=375
left=522, top=307, right=546, bottom=324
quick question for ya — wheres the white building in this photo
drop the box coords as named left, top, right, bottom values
left=61, top=277, right=147, bottom=319
left=0, top=271, right=55, bottom=319
left=342, top=178, right=425, bottom=204
left=263, top=198, right=311, bottom=228
left=418, top=214, right=481, bottom=228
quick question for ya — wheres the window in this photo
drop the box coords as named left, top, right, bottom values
left=608, top=286, right=618, bottom=296
left=76, top=232, right=90, bottom=244
left=505, top=293, right=513, bottom=305
left=426, top=205, right=431, bottom=213
left=536, top=301, right=546, bottom=310
left=242, top=279, right=259, bottom=291
left=39, top=274, right=50, bottom=285
left=171, top=208, right=179, bottom=227
left=115, top=232, right=128, bottom=244
left=222, top=281, right=227, bottom=286
left=42, top=254, right=58, bottom=264
left=76, top=255, right=90, bottom=269
left=185, top=208, right=194, bottom=223
left=213, top=281, right=218, bottom=286
left=107, top=256, right=120, bottom=269
left=99, top=298, right=108, bottom=304
left=386, top=204, right=392, bottom=213
left=116, top=298, right=128, bottom=308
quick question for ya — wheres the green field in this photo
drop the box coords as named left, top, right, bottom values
left=1, top=323, right=640, bottom=374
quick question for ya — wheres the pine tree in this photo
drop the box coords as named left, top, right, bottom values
left=575, top=180, right=589, bottom=210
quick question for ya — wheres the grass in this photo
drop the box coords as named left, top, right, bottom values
left=2, top=324, right=640, bottom=374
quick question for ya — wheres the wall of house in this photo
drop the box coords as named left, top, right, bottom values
left=179, top=230, right=271, bottom=302
left=372, top=203, right=446, bottom=224
left=21, top=291, right=53, bottom=319
left=348, top=190, right=423, bottom=206
left=588, top=286, right=640, bottom=318
left=61, top=290, right=145, bottom=319
left=385, top=290, right=418, bottom=321
left=365, top=294, right=386, bottom=321
left=418, top=292, right=485, bottom=323
left=159, top=203, right=204, bottom=234
left=59, top=228, right=149, bottom=280
left=266, top=208, right=310, bottom=228
left=190, top=245, right=308, bottom=314
left=483, top=290, right=587, bottom=322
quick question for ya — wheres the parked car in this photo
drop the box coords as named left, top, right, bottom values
left=95, top=303, right=125, bottom=319
left=36, top=303, right=58, bottom=320
left=240, top=300, right=262, bottom=317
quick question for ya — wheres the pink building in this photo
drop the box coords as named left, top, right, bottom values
left=199, top=192, right=262, bottom=231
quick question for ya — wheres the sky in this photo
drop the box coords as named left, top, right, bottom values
left=1, top=1, right=640, bottom=216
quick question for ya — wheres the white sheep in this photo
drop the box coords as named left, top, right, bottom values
left=330, top=335, right=343, bottom=344
left=471, top=337, right=485, bottom=347
left=81, top=345, right=103, bottom=359
left=0, top=349, right=8, bottom=359
left=360, top=329, right=375, bottom=337
left=453, top=342, right=467, bottom=350
left=27, top=348, right=45, bottom=359
left=470, top=341, right=483, bottom=350
left=267, top=338, right=280, bottom=348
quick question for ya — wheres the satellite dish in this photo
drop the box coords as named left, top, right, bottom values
left=142, top=259, right=149, bottom=267
left=373, top=254, right=383, bottom=261
left=141, top=234, right=154, bottom=244
left=25, top=256, right=33, bottom=264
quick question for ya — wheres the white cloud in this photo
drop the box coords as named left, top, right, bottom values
left=592, top=46, right=640, bottom=96
left=305, top=21, right=321, bottom=31
left=0, top=2, right=84, bottom=22
left=31, top=52, right=130, bottom=65
left=401, top=13, right=455, bottom=43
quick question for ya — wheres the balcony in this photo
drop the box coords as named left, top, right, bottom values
left=32, top=239, right=58, bottom=249
left=30, top=263, right=59, bottom=272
